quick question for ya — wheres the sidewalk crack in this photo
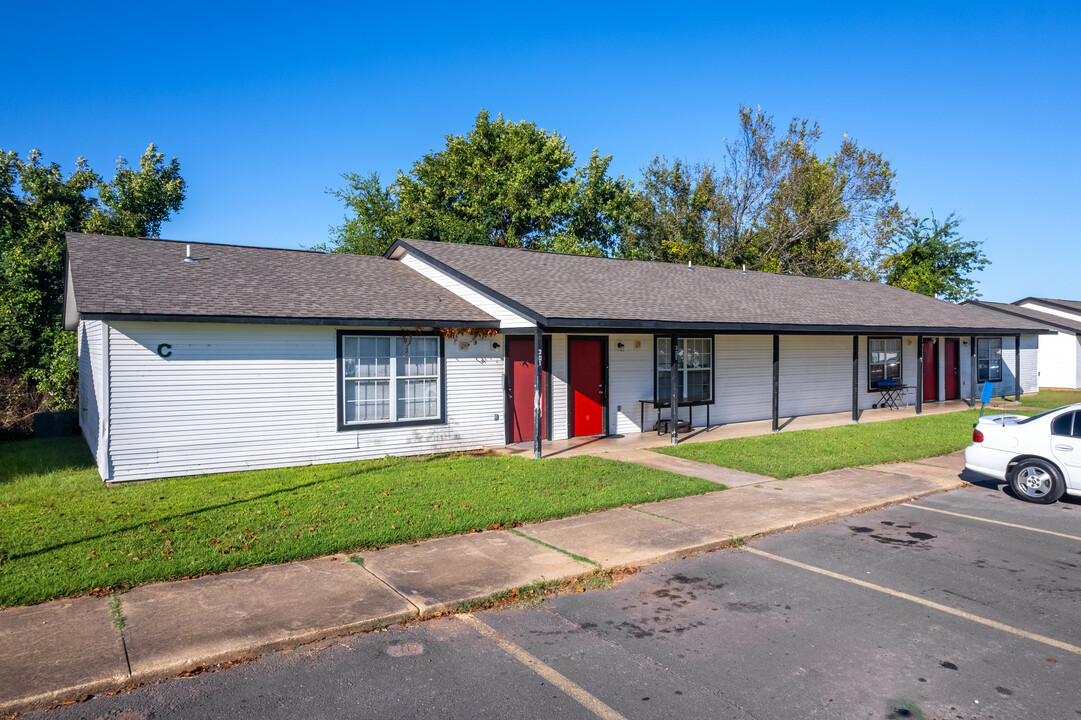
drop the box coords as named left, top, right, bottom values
left=110, top=591, right=132, bottom=677
left=353, top=556, right=422, bottom=617
left=509, top=529, right=601, bottom=569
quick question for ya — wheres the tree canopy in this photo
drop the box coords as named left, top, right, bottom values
left=329, top=106, right=988, bottom=297
left=324, top=110, right=635, bottom=257
left=0, top=144, right=185, bottom=410
left=628, top=106, right=903, bottom=278
left=880, top=213, right=988, bottom=301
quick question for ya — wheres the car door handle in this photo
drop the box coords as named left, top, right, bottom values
left=1055, top=444, right=1074, bottom=451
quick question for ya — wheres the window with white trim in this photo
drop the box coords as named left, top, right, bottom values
left=868, top=337, right=902, bottom=390
left=977, top=338, right=1002, bottom=383
left=656, top=337, right=713, bottom=403
left=341, top=335, right=442, bottom=426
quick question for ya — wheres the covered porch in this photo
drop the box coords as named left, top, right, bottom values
left=497, top=397, right=983, bottom=459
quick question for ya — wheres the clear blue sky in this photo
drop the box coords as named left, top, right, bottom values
left=4, top=1, right=1078, bottom=301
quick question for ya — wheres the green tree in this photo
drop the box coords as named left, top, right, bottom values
left=0, top=144, right=185, bottom=411
left=327, top=110, right=635, bottom=256
left=627, top=106, right=903, bottom=278
left=881, top=213, right=988, bottom=301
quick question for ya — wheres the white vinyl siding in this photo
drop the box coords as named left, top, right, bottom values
left=103, top=322, right=505, bottom=483
left=712, top=335, right=774, bottom=423
left=398, top=252, right=535, bottom=329
left=779, top=336, right=852, bottom=417
left=550, top=334, right=569, bottom=440
left=607, top=334, right=654, bottom=434
left=78, top=320, right=104, bottom=464
left=1021, top=334, right=1039, bottom=394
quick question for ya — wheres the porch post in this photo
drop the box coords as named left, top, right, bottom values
left=916, top=335, right=924, bottom=416
left=969, top=335, right=977, bottom=407
left=1015, top=334, right=1022, bottom=402
left=533, top=327, right=543, bottom=460
left=670, top=338, right=680, bottom=445
left=851, top=335, right=859, bottom=423
left=772, top=334, right=780, bottom=432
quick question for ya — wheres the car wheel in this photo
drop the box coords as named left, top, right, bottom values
left=1009, top=459, right=1066, bottom=504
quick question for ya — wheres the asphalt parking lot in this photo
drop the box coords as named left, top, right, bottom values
left=29, top=481, right=1081, bottom=720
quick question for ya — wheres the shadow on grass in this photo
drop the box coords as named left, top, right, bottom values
left=0, top=437, right=96, bottom=485
left=6, top=463, right=390, bottom=562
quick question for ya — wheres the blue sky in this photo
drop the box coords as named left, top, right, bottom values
left=4, top=1, right=1078, bottom=301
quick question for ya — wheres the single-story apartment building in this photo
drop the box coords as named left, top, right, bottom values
left=64, top=233, right=1050, bottom=482
left=965, top=298, right=1081, bottom=390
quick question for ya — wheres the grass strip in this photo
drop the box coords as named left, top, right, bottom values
left=109, top=591, right=126, bottom=635
left=654, top=409, right=1034, bottom=480
left=1009, top=389, right=1081, bottom=409
left=0, top=437, right=718, bottom=607
left=508, top=529, right=601, bottom=569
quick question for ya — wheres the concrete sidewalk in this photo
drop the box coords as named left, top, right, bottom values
left=0, top=453, right=971, bottom=715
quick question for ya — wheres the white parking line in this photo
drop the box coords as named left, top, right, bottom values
left=459, top=613, right=629, bottom=720
left=742, top=546, right=1081, bottom=656
left=903, top=503, right=1081, bottom=541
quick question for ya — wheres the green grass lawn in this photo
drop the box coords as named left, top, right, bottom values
left=1016, top=389, right=1081, bottom=409
left=655, top=409, right=1025, bottom=480
left=0, top=438, right=720, bottom=608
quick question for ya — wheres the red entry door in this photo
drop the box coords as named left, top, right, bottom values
left=944, top=339, right=960, bottom=400
left=507, top=337, right=546, bottom=443
left=923, top=339, right=938, bottom=402
left=569, top=338, right=605, bottom=437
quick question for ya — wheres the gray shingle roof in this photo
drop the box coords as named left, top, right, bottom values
left=1014, top=297, right=1081, bottom=316
left=390, top=238, right=1051, bottom=334
left=964, top=300, right=1081, bottom=334
left=64, top=233, right=498, bottom=328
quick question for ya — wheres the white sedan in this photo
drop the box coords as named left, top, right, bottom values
left=965, top=404, right=1081, bottom=504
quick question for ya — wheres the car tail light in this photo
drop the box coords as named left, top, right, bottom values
left=973, top=428, right=984, bottom=443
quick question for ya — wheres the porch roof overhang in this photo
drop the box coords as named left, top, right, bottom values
left=533, top=320, right=1052, bottom=336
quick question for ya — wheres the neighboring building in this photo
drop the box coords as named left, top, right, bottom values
left=964, top=298, right=1081, bottom=390
left=65, top=233, right=1049, bottom=482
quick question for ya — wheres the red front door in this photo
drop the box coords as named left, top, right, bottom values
left=507, top=337, right=546, bottom=443
left=569, top=338, right=605, bottom=437
left=944, top=339, right=960, bottom=400
left=923, top=339, right=938, bottom=402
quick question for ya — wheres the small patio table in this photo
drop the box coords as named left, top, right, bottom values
left=639, top=399, right=711, bottom=435
left=873, top=381, right=908, bottom=410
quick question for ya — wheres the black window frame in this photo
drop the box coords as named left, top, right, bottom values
left=653, top=334, right=715, bottom=405
left=336, top=329, right=447, bottom=432
left=977, top=338, right=1003, bottom=383
left=867, top=336, right=903, bottom=392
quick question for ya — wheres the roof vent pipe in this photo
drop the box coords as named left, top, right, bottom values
left=183, top=244, right=197, bottom=263
left=687, top=260, right=692, bottom=271
left=742, top=264, right=746, bottom=274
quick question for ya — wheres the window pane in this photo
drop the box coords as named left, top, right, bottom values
left=657, top=338, right=671, bottom=370
left=398, top=378, right=438, bottom=419
left=657, top=370, right=671, bottom=401
left=1052, top=412, right=1073, bottom=437
left=681, top=338, right=711, bottom=369
left=345, top=379, right=389, bottom=423
left=686, top=369, right=711, bottom=401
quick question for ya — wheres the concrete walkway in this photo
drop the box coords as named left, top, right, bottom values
left=496, top=397, right=997, bottom=461
left=0, top=452, right=972, bottom=715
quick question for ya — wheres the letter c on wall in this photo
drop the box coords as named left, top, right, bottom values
left=157, top=343, right=172, bottom=358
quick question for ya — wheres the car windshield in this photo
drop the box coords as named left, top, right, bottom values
left=1015, top=408, right=1061, bottom=425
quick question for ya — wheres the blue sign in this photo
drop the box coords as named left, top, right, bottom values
left=980, top=382, right=993, bottom=405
